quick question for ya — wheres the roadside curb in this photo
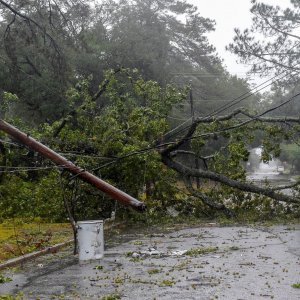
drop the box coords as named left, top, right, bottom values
left=0, top=239, right=73, bottom=271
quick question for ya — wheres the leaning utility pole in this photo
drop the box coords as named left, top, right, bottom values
left=0, top=119, right=146, bottom=212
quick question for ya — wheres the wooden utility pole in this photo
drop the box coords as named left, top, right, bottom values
left=189, top=85, right=200, bottom=188
left=0, top=119, right=146, bottom=212
left=189, top=85, right=195, bottom=121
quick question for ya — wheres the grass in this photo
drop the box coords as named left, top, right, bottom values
left=0, top=293, right=24, bottom=300
left=0, top=274, right=12, bottom=283
left=160, top=279, right=175, bottom=287
left=0, top=219, right=72, bottom=263
left=229, top=246, right=240, bottom=251
left=147, top=268, right=161, bottom=275
left=102, top=295, right=121, bottom=300
left=185, top=246, right=218, bottom=257
left=291, top=283, right=300, bottom=289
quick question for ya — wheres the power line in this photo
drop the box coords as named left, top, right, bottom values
left=3, top=90, right=299, bottom=175
left=0, top=165, right=64, bottom=169
left=0, top=138, right=115, bottom=160
left=208, top=40, right=300, bottom=117
left=166, top=67, right=300, bottom=140
left=58, top=152, right=114, bottom=160
left=92, top=88, right=300, bottom=171
left=0, top=165, right=65, bottom=173
left=167, top=115, right=191, bottom=121
left=0, top=139, right=23, bottom=147
left=165, top=41, right=300, bottom=139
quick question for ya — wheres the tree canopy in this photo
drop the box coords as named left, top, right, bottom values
left=228, top=0, right=300, bottom=81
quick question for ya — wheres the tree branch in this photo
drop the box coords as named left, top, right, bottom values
left=162, top=155, right=300, bottom=205
left=170, top=150, right=213, bottom=159
left=161, top=93, right=300, bottom=155
left=53, top=68, right=121, bottom=137
left=0, top=0, right=61, bottom=57
left=261, top=13, right=300, bottom=41
left=91, top=68, right=121, bottom=101
left=184, top=176, right=235, bottom=217
left=23, top=55, right=42, bottom=77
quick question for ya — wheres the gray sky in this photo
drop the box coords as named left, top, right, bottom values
left=187, top=0, right=293, bottom=83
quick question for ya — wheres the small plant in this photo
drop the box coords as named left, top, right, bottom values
left=0, top=274, right=12, bottom=284
left=229, top=246, right=240, bottom=251
left=147, top=268, right=160, bottom=275
left=102, top=294, right=121, bottom=300
left=125, top=251, right=133, bottom=257
left=0, top=296, right=16, bottom=300
left=291, top=283, right=300, bottom=289
left=286, top=227, right=296, bottom=231
left=160, top=279, right=175, bottom=287
left=185, top=247, right=218, bottom=257
left=133, top=240, right=143, bottom=245
left=0, top=292, right=23, bottom=300
left=129, top=257, right=142, bottom=263
left=114, top=276, right=124, bottom=285
left=93, top=265, right=103, bottom=270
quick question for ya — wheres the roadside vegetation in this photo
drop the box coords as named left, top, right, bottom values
left=0, top=219, right=72, bottom=263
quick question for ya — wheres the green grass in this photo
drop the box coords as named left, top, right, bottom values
left=102, top=295, right=121, bottom=300
left=147, top=268, right=161, bottom=275
left=0, top=293, right=24, bottom=300
left=160, top=279, right=175, bottom=287
left=0, top=274, right=12, bottom=283
left=185, top=246, right=218, bottom=257
left=0, top=219, right=72, bottom=263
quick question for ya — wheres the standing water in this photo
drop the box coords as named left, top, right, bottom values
left=247, top=147, right=293, bottom=194
left=247, top=147, right=290, bottom=185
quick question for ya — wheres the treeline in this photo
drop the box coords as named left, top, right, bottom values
left=0, top=0, right=257, bottom=124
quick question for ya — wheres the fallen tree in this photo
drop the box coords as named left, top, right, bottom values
left=1, top=71, right=300, bottom=220
left=159, top=102, right=300, bottom=214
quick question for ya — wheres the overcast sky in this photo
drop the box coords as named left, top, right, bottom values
left=187, top=0, right=293, bottom=83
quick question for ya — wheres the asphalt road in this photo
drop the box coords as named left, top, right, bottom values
left=1, top=224, right=300, bottom=300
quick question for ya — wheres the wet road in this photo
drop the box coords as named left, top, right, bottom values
left=247, top=172, right=298, bottom=196
left=1, top=224, right=300, bottom=300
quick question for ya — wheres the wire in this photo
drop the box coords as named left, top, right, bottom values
left=58, top=152, right=114, bottom=160
left=164, top=40, right=300, bottom=140
left=167, top=115, right=191, bottom=121
left=4, top=88, right=299, bottom=176
left=165, top=68, right=300, bottom=140
left=167, top=90, right=300, bottom=147
left=208, top=70, right=299, bottom=117
left=0, top=139, right=23, bottom=147
left=0, top=165, right=65, bottom=173
left=90, top=88, right=300, bottom=171
left=2, top=44, right=300, bottom=177
left=207, top=40, right=300, bottom=118
left=0, top=164, right=65, bottom=169
left=0, top=138, right=115, bottom=160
